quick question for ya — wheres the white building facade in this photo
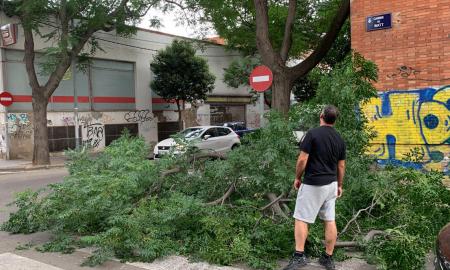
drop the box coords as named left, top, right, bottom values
left=0, top=14, right=261, bottom=159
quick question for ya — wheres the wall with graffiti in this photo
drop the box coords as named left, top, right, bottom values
left=362, top=85, right=450, bottom=173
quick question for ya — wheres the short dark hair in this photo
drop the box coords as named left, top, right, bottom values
left=321, top=105, right=339, bottom=124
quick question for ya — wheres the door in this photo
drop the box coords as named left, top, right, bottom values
left=215, top=127, right=234, bottom=152
left=197, top=128, right=218, bottom=153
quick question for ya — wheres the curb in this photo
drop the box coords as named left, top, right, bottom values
left=0, top=164, right=66, bottom=172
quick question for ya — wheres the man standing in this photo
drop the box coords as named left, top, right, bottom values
left=284, top=105, right=346, bottom=270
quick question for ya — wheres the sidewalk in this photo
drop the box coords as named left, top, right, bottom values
left=0, top=156, right=67, bottom=172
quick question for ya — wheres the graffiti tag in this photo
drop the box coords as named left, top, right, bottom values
left=7, top=113, right=32, bottom=139
left=61, top=116, right=74, bottom=126
left=388, top=66, right=420, bottom=79
left=83, top=123, right=104, bottom=148
left=124, top=110, right=153, bottom=123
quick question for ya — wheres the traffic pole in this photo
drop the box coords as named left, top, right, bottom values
left=249, top=65, right=273, bottom=129
left=259, top=92, right=265, bottom=128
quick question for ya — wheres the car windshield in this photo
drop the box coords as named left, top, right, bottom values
left=179, top=128, right=204, bottom=139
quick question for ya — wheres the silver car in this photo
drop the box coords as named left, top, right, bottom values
left=153, top=126, right=240, bottom=158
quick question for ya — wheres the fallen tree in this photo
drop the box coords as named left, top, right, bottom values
left=2, top=55, right=449, bottom=270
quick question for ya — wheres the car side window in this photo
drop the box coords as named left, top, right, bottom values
left=217, top=128, right=231, bottom=137
left=203, top=128, right=217, bottom=138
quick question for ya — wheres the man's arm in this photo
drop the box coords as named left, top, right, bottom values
left=337, top=159, right=346, bottom=197
left=294, top=151, right=309, bottom=189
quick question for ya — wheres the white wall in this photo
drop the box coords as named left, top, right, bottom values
left=0, top=13, right=257, bottom=157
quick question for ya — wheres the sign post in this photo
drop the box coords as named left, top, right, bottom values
left=249, top=66, right=273, bottom=128
left=0, top=91, right=13, bottom=160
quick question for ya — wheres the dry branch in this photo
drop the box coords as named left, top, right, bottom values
left=339, top=195, right=378, bottom=237
left=260, top=192, right=286, bottom=211
left=266, top=193, right=289, bottom=219
left=206, top=182, right=236, bottom=206
left=323, top=230, right=387, bottom=248
left=149, top=167, right=182, bottom=194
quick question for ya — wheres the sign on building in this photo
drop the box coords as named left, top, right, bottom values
left=1, top=24, right=17, bottom=46
left=366, top=13, right=392, bottom=31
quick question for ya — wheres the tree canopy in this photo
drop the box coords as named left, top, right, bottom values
left=150, top=40, right=216, bottom=129
left=176, top=0, right=350, bottom=113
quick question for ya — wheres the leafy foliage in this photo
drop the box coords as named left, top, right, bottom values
left=2, top=55, right=449, bottom=270
left=291, top=52, right=378, bottom=157
left=184, top=0, right=345, bottom=57
left=150, top=39, right=216, bottom=127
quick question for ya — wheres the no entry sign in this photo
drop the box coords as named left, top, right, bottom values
left=249, top=65, right=273, bottom=92
left=0, top=92, right=13, bottom=107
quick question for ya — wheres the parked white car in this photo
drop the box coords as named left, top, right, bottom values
left=153, top=126, right=241, bottom=158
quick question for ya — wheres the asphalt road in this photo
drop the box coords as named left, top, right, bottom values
left=0, top=168, right=433, bottom=270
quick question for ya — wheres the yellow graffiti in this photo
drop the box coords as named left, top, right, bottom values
left=362, top=86, right=450, bottom=172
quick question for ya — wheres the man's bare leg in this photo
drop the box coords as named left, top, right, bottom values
left=324, top=220, right=337, bottom=255
left=295, top=220, right=309, bottom=252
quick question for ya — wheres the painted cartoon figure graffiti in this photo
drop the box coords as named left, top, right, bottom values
left=362, top=85, right=450, bottom=172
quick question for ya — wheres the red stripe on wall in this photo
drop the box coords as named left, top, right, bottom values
left=12, top=95, right=32, bottom=102
left=92, top=97, right=135, bottom=103
left=152, top=98, right=176, bottom=104
left=12, top=95, right=177, bottom=105
left=51, top=96, right=90, bottom=103
left=12, top=95, right=134, bottom=104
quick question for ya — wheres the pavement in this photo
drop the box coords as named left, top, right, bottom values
left=0, top=168, right=433, bottom=270
left=0, top=156, right=67, bottom=172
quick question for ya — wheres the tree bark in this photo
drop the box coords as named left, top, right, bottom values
left=176, top=100, right=183, bottom=131
left=253, top=0, right=350, bottom=114
left=271, top=71, right=292, bottom=115
left=32, top=91, right=50, bottom=165
left=289, top=0, right=350, bottom=79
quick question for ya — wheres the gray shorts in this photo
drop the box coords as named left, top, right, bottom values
left=293, top=182, right=338, bottom=224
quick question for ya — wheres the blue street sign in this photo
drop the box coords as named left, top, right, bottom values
left=366, top=13, right=392, bottom=31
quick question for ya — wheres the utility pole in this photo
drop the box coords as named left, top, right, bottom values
left=71, top=19, right=79, bottom=148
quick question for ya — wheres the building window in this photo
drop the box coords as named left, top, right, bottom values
left=4, top=50, right=136, bottom=112
left=157, top=121, right=180, bottom=141
left=48, top=126, right=81, bottom=152
left=104, top=124, right=139, bottom=146
left=210, top=104, right=246, bottom=125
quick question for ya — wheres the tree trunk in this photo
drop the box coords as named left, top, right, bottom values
left=32, top=90, right=50, bottom=165
left=271, top=72, right=292, bottom=115
left=176, top=100, right=183, bottom=131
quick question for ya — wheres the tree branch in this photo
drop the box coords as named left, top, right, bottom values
left=266, top=193, right=289, bottom=219
left=339, top=195, right=378, bottom=237
left=23, top=26, right=41, bottom=91
left=289, top=0, right=350, bottom=79
left=260, top=192, right=286, bottom=211
left=206, top=182, right=236, bottom=206
left=280, top=0, right=296, bottom=62
left=253, top=0, right=281, bottom=68
left=323, top=230, right=387, bottom=248
left=147, top=166, right=182, bottom=196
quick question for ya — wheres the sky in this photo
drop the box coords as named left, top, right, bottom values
left=139, top=8, right=205, bottom=38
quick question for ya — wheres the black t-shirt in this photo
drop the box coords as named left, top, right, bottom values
left=299, top=126, right=346, bottom=186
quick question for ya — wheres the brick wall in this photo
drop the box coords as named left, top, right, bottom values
left=351, top=0, right=450, bottom=172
